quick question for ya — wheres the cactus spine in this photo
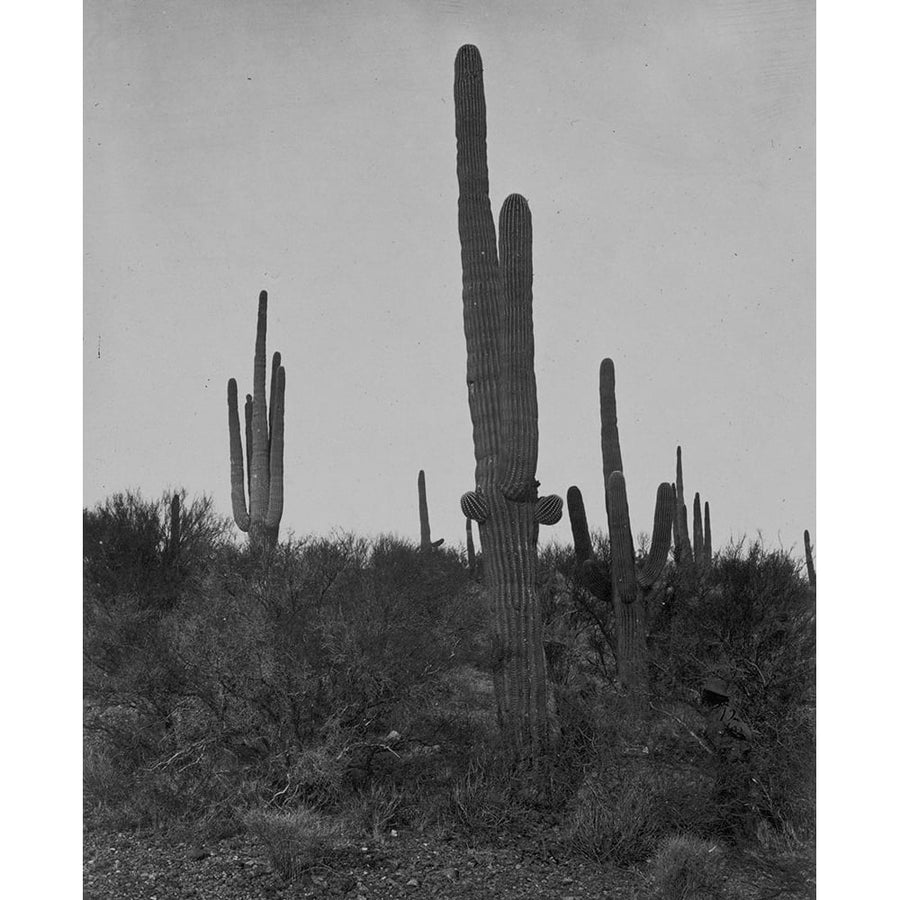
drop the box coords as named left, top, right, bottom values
left=417, top=470, right=443, bottom=550
left=599, top=359, right=673, bottom=692
left=804, top=529, right=816, bottom=587
left=454, top=45, right=561, bottom=755
left=227, top=291, right=286, bottom=550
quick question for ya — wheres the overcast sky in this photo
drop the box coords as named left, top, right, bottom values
left=84, top=0, right=814, bottom=554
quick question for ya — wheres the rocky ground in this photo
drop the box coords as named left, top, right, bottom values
left=83, top=825, right=814, bottom=900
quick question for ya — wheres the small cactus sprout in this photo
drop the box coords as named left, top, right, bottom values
left=454, top=44, right=561, bottom=754
left=227, top=290, right=286, bottom=550
left=607, top=473, right=674, bottom=691
left=804, top=528, right=816, bottom=587
left=417, top=470, right=443, bottom=550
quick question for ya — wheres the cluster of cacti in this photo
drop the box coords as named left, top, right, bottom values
left=673, top=446, right=712, bottom=569
left=454, top=44, right=562, bottom=754
left=599, top=359, right=674, bottom=692
left=417, top=470, right=444, bottom=550
left=227, top=290, right=286, bottom=550
left=565, top=360, right=673, bottom=692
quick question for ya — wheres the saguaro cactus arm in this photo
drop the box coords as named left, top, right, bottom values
left=607, top=471, right=638, bottom=605
left=265, top=366, right=286, bottom=531
left=249, top=293, right=271, bottom=524
left=566, top=485, right=606, bottom=599
left=674, top=446, right=693, bottom=564
left=498, top=194, right=539, bottom=501
left=637, top=482, right=675, bottom=587
left=455, top=44, right=504, bottom=487
left=599, top=358, right=623, bottom=497
left=227, top=379, right=251, bottom=532
left=693, top=493, right=704, bottom=566
left=567, top=486, right=594, bottom=565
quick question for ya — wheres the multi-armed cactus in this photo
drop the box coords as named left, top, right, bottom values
left=599, top=358, right=674, bottom=692
left=804, top=528, right=816, bottom=587
left=417, top=470, right=444, bottom=551
left=227, top=290, right=286, bottom=550
left=454, top=44, right=562, bottom=754
left=607, top=474, right=674, bottom=691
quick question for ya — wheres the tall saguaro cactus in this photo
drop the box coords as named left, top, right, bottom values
left=599, top=359, right=674, bottom=692
left=227, top=290, right=286, bottom=550
left=454, top=45, right=562, bottom=755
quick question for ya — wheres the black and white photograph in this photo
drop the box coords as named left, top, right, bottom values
left=77, top=1, right=830, bottom=896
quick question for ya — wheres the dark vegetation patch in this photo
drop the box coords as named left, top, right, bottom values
left=84, top=491, right=815, bottom=898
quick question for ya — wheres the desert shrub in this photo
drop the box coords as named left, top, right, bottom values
left=242, top=806, right=344, bottom=881
left=84, top=511, right=484, bottom=827
left=345, top=783, right=405, bottom=838
left=649, top=540, right=815, bottom=840
left=83, top=489, right=228, bottom=611
left=649, top=834, right=726, bottom=900
left=558, top=689, right=719, bottom=864
left=537, top=539, right=618, bottom=687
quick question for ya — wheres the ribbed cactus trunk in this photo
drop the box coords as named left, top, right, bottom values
left=600, top=359, right=673, bottom=694
left=227, top=291, right=286, bottom=551
left=454, top=45, right=561, bottom=756
left=804, top=529, right=816, bottom=587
